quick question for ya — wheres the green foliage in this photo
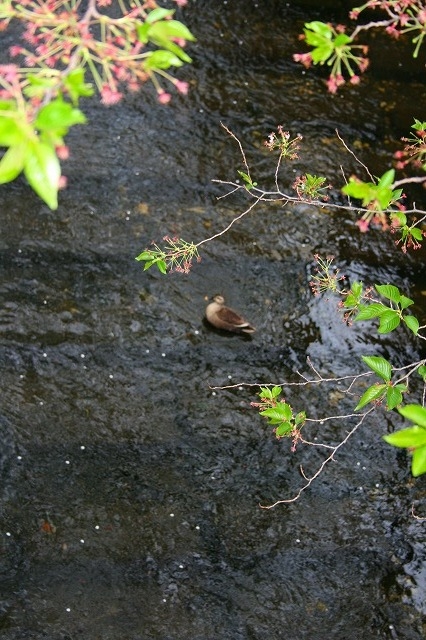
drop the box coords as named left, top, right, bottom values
left=138, top=16, right=195, bottom=68
left=341, top=169, right=403, bottom=210
left=355, top=356, right=407, bottom=411
left=255, top=386, right=306, bottom=439
left=136, top=236, right=200, bottom=275
left=304, top=21, right=352, bottom=65
left=348, top=283, right=419, bottom=335
left=0, top=92, right=86, bottom=209
left=293, top=173, right=330, bottom=200
left=237, top=170, right=257, bottom=190
left=383, top=405, right=426, bottom=476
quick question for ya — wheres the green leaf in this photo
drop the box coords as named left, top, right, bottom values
left=153, top=19, right=196, bottom=42
left=355, top=383, right=386, bottom=411
left=156, top=259, right=167, bottom=274
left=418, top=366, right=426, bottom=381
left=144, top=49, right=185, bottom=70
left=305, top=21, right=334, bottom=38
left=375, top=284, right=401, bottom=303
left=399, top=404, right=426, bottom=429
left=270, top=386, right=282, bottom=398
left=35, top=97, right=86, bottom=132
left=0, top=115, right=25, bottom=146
left=383, top=426, right=426, bottom=448
left=410, top=227, right=423, bottom=242
left=351, top=281, right=363, bottom=298
left=23, top=140, right=60, bottom=209
left=361, top=355, right=392, bottom=381
left=386, top=386, right=403, bottom=411
left=403, top=314, right=419, bottom=335
left=275, top=422, right=293, bottom=437
left=135, top=251, right=154, bottom=262
left=146, top=8, right=174, bottom=23
left=354, top=303, right=387, bottom=321
left=399, top=295, right=414, bottom=310
left=0, top=143, right=26, bottom=183
left=378, top=310, right=400, bottom=334
left=295, top=411, right=306, bottom=426
left=64, top=68, right=94, bottom=102
left=377, top=168, right=395, bottom=188
left=260, top=403, right=292, bottom=423
left=412, top=445, right=426, bottom=477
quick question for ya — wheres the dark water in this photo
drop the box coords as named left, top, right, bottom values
left=1, top=1, right=426, bottom=638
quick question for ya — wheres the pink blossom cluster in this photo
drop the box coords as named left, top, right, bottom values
left=0, top=0, right=191, bottom=107
left=294, top=0, right=426, bottom=93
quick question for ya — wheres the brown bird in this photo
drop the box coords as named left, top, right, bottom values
left=205, top=295, right=256, bottom=334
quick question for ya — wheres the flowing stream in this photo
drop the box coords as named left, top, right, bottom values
left=1, top=1, right=426, bottom=638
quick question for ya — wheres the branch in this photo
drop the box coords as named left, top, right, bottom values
left=260, top=407, right=375, bottom=508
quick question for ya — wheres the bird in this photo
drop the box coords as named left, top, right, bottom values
left=205, top=294, right=256, bottom=334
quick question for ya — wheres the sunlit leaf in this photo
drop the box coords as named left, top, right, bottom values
left=275, top=422, right=293, bottom=437
left=383, top=426, right=426, bottom=448
left=0, top=143, right=26, bottom=183
left=375, top=284, right=401, bottom=303
left=412, top=445, right=426, bottom=477
left=354, top=303, right=387, bottom=321
left=23, top=140, right=60, bottom=209
left=378, top=310, right=400, bottom=334
left=399, top=404, right=426, bottom=429
left=361, top=355, right=392, bottom=381
left=403, top=314, right=419, bottom=335
left=355, top=383, right=386, bottom=411
left=377, top=169, right=395, bottom=188
left=386, top=386, right=403, bottom=411
left=135, top=251, right=154, bottom=261
left=35, top=97, right=86, bottom=131
left=399, top=295, right=414, bottom=310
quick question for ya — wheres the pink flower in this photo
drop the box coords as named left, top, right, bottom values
left=356, top=219, right=370, bottom=233
left=9, top=45, right=23, bottom=57
left=0, top=64, right=18, bottom=82
left=293, top=52, right=312, bottom=68
left=58, top=175, right=68, bottom=190
left=100, top=85, right=123, bottom=105
left=157, top=90, right=171, bottom=104
left=173, top=0, right=188, bottom=6
left=56, top=145, right=69, bottom=160
left=350, top=75, right=360, bottom=85
left=358, top=57, right=369, bottom=73
left=175, top=80, right=189, bottom=95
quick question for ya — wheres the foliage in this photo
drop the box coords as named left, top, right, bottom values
left=384, top=405, right=426, bottom=477
left=136, top=235, right=200, bottom=274
left=293, top=0, right=426, bottom=93
left=0, top=0, right=194, bottom=208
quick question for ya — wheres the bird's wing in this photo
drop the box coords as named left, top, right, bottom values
left=217, top=307, right=247, bottom=326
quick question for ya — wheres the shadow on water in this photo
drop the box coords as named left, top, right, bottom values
left=1, top=1, right=426, bottom=638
